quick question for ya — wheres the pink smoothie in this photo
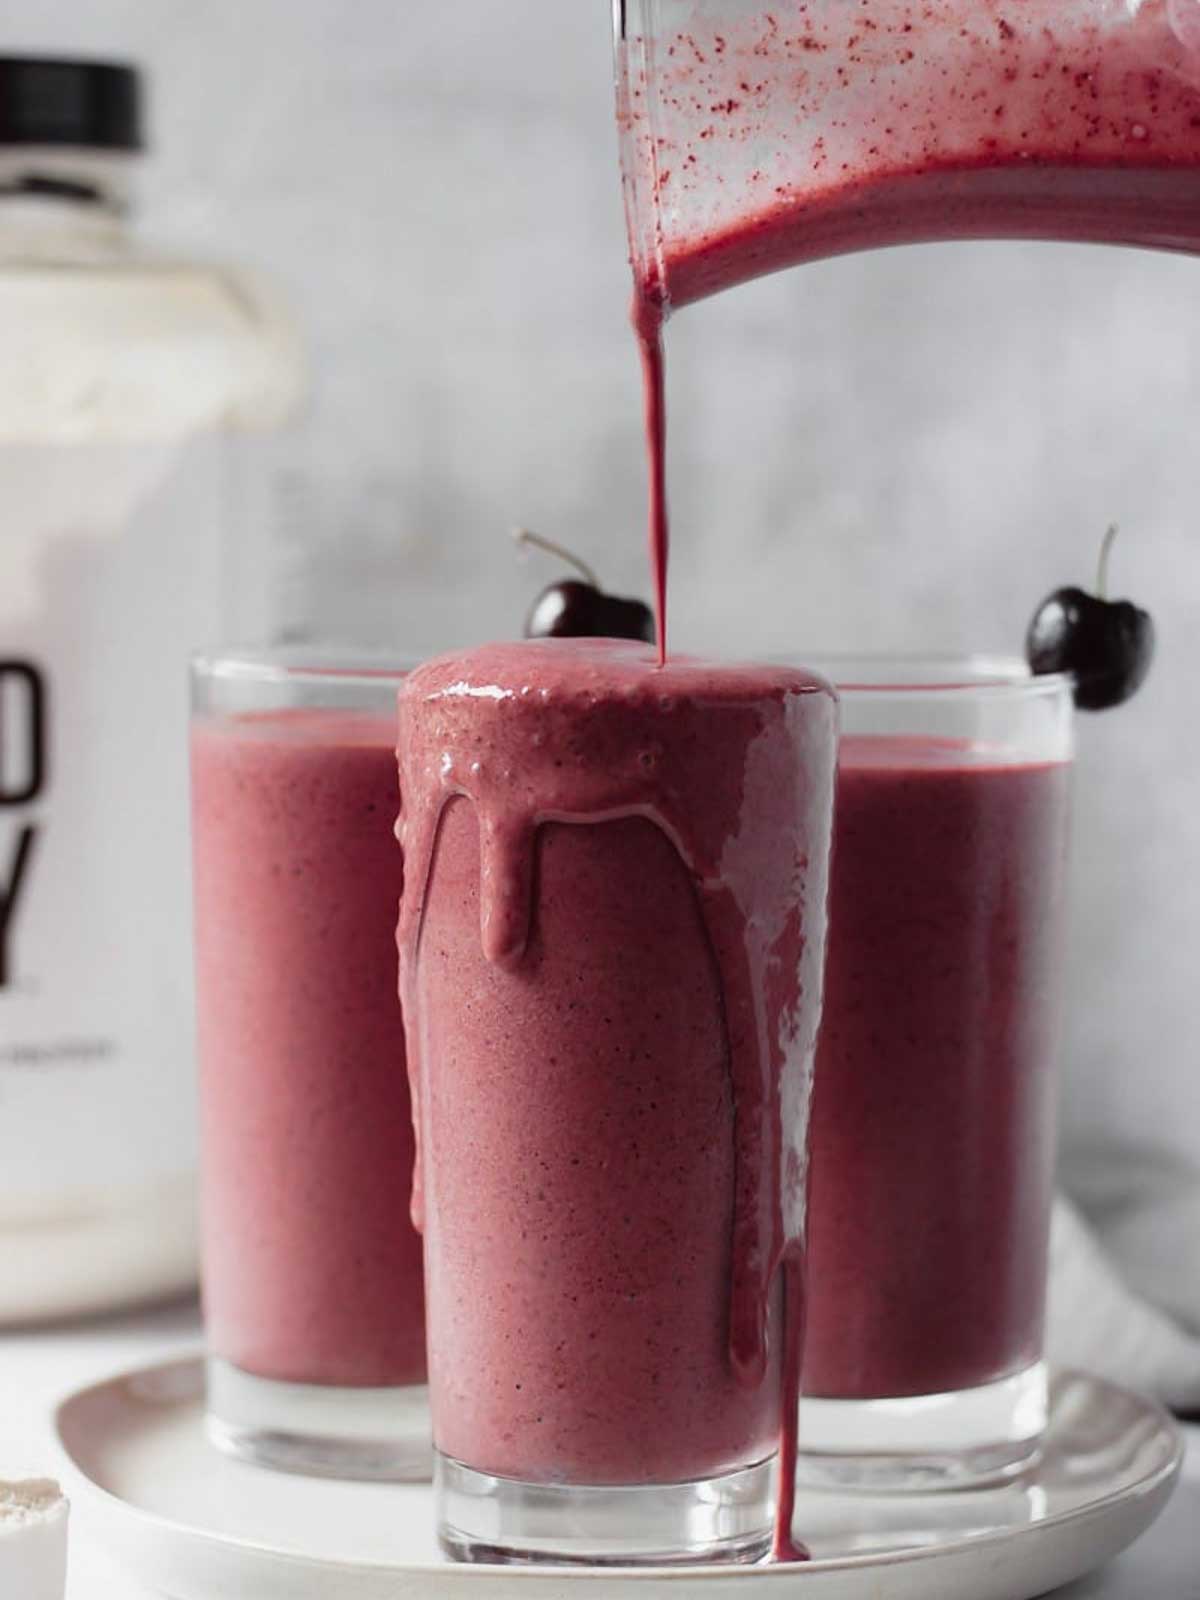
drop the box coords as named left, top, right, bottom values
left=804, top=735, right=1070, bottom=1401
left=192, top=710, right=425, bottom=1389
left=397, top=639, right=836, bottom=1554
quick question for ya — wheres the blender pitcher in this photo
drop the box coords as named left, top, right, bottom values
left=614, top=0, right=1200, bottom=313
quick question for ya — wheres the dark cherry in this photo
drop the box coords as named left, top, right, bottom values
left=514, top=529, right=654, bottom=644
left=1026, top=526, right=1155, bottom=711
left=525, top=579, right=655, bottom=644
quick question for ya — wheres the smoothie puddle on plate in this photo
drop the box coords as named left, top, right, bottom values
left=192, top=709, right=426, bottom=1394
left=398, top=638, right=836, bottom=1562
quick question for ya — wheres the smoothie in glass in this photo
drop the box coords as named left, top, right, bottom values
left=799, top=664, right=1073, bottom=1487
left=806, top=737, right=1069, bottom=1401
left=191, top=657, right=426, bottom=1479
left=397, top=637, right=837, bottom=1564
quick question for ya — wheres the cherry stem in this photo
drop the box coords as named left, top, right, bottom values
left=1096, top=523, right=1119, bottom=600
left=511, top=528, right=599, bottom=589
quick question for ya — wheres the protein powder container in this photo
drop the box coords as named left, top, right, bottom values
left=0, top=57, right=302, bottom=1321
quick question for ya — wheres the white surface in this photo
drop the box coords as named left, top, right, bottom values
left=0, top=1302, right=202, bottom=1597
left=0, top=1305, right=1195, bottom=1595
left=54, top=1354, right=1184, bottom=1600
left=0, top=1479, right=68, bottom=1600
left=0, top=1312, right=1182, bottom=1600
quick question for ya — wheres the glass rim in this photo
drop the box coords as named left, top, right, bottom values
left=191, top=645, right=417, bottom=690
left=793, top=653, right=1073, bottom=701
left=192, top=647, right=1072, bottom=704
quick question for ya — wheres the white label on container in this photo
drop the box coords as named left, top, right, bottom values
left=0, top=436, right=240, bottom=1206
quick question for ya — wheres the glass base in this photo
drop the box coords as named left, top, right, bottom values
left=436, top=1450, right=775, bottom=1565
left=205, top=1357, right=431, bottom=1481
left=796, top=1362, right=1047, bottom=1491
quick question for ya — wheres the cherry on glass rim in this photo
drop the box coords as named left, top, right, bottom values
left=516, top=529, right=655, bottom=645
left=1026, top=525, right=1155, bottom=712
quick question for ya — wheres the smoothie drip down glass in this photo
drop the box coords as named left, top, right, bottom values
left=397, top=638, right=837, bottom=1565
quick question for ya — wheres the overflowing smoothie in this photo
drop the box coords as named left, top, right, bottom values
left=805, top=734, right=1071, bottom=1403
left=398, top=638, right=836, bottom=1559
left=192, top=709, right=425, bottom=1392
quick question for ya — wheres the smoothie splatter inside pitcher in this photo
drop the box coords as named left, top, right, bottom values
left=617, top=0, right=1200, bottom=656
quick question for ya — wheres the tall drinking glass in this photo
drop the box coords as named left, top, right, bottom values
left=397, top=639, right=837, bottom=1564
left=615, top=0, right=1200, bottom=313
left=191, top=651, right=427, bottom=1479
left=800, top=658, right=1074, bottom=1488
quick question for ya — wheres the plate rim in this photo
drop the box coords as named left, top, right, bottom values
left=55, top=1353, right=1185, bottom=1584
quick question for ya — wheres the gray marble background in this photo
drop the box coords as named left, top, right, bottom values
left=7, top=0, right=1199, bottom=1311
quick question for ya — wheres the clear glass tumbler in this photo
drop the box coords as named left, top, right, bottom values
left=190, top=650, right=427, bottom=1480
left=799, top=657, right=1074, bottom=1489
left=397, top=640, right=837, bottom=1564
left=614, top=0, right=1200, bottom=312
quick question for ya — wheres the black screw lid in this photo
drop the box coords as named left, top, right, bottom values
left=0, top=57, right=142, bottom=151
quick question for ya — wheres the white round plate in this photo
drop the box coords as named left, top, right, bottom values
left=56, top=1357, right=1181, bottom=1599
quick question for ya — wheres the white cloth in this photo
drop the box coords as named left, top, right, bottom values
left=1049, top=1180, right=1200, bottom=1414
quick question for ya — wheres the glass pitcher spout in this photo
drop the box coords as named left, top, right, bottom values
left=615, top=0, right=1200, bottom=314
